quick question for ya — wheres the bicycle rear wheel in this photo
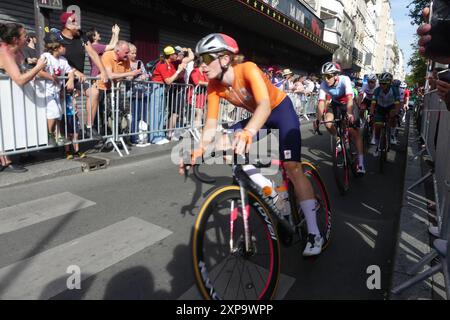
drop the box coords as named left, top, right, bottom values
left=192, top=186, right=280, bottom=300
left=331, top=135, right=350, bottom=195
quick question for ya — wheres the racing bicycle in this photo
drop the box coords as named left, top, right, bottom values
left=185, top=145, right=332, bottom=300
left=322, top=110, right=358, bottom=195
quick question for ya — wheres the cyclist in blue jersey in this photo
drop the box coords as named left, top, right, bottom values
left=317, top=62, right=366, bottom=175
left=370, top=72, right=401, bottom=156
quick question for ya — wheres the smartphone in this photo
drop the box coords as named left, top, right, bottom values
left=437, top=69, right=450, bottom=83
left=137, top=61, right=142, bottom=70
left=426, top=0, right=450, bottom=57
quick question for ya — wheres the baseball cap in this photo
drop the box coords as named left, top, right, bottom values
left=174, top=46, right=184, bottom=53
left=60, top=12, right=75, bottom=26
left=163, top=46, right=176, bottom=55
left=44, top=30, right=69, bottom=45
left=28, top=32, right=36, bottom=38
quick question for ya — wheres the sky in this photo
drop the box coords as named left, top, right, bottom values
left=390, top=0, right=419, bottom=74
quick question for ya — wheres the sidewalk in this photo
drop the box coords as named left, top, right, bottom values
left=0, top=141, right=176, bottom=189
left=390, top=114, right=446, bottom=300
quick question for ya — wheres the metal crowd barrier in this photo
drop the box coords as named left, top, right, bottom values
left=0, top=75, right=104, bottom=156
left=392, top=90, right=450, bottom=299
left=1, top=75, right=315, bottom=159
left=287, top=92, right=318, bottom=120
left=111, top=80, right=195, bottom=149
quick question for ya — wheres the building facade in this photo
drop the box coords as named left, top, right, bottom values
left=0, top=0, right=334, bottom=74
left=1, top=0, right=406, bottom=80
left=316, top=0, right=404, bottom=80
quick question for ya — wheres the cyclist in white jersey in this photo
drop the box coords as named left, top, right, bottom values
left=317, top=62, right=366, bottom=175
left=370, top=72, right=401, bottom=153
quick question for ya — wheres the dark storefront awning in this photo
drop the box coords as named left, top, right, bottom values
left=179, top=0, right=334, bottom=57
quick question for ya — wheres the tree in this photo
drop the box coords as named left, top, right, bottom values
left=405, top=0, right=428, bottom=87
left=406, top=39, right=427, bottom=87
left=407, top=0, right=428, bottom=26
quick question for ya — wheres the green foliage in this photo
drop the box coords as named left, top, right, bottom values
left=407, top=0, right=428, bottom=26
left=406, top=38, right=427, bottom=86
left=405, top=0, right=428, bottom=86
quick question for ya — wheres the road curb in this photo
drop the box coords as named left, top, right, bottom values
left=0, top=142, right=177, bottom=189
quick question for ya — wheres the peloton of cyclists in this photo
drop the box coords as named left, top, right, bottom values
left=370, top=72, right=401, bottom=155
left=316, top=62, right=366, bottom=175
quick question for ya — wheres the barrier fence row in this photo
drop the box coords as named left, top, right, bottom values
left=392, top=91, right=450, bottom=298
left=287, top=92, right=319, bottom=120
left=1, top=77, right=267, bottom=157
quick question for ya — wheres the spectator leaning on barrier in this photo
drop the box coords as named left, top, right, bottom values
left=0, top=23, right=47, bottom=173
left=129, top=43, right=148, bottom=82
left=188, top=60, right=209, bottom=131
left=38, top=31, right=75, bottom=147
left=59, top=12, right=108, bottom=139
left=304, top=74, right=317, bottom=95
left=86, top=24, right=120, bottom=78
left=128, top=43, right=150, bottom=146
left=282, top=68, right=295, bottom=93
left=151, top=46, right=191, bottom=143
left=97, top=41, right=141, bottom=125
left=22, top=31, right=38, bottom=70
left=97, top=40, right=141, bottom=90
left=175, top=46, right=194, bottom=85
left=169, top=46, right=195, bottom=141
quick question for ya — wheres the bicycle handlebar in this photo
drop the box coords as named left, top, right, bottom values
left=183, top=149, right=277, bottom=184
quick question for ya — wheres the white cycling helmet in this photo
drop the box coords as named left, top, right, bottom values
left=195, top=33, right=239, bottom=56
left=400, top=82, right=407, bottom=89
left=321, top=62, right=342, bottom=75
left=379, top=72, right=393, bottom=83
left=367, top=74, right=377, bottom=82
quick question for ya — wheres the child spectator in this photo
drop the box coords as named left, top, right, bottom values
left=38, top=31, right=75, bottom=147
left=62, top=91, right=86, bottom=159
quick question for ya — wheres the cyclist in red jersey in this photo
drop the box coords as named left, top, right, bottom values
left=179, top=33, right=324, bottom=256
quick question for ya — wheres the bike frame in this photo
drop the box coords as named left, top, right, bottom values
left=230, top=159, right=292, bottom=255
left=376, top=113, right=392, bottom=154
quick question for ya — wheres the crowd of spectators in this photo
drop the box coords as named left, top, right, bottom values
left=0, top=10, right=210, bottom=174
left=261, top=66, right=320, bottom=115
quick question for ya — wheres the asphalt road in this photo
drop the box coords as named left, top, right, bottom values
left=0, top=120, right=407, bottom=300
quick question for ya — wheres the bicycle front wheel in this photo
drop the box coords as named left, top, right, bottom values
left=192, top=186, right=280, bottom=300
left=379, top=126, right=386, bottom=173
left=362, top=120, right=371, bottom=154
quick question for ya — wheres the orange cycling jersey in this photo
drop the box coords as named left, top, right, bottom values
left=206, top=62, right=287, bottom=120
